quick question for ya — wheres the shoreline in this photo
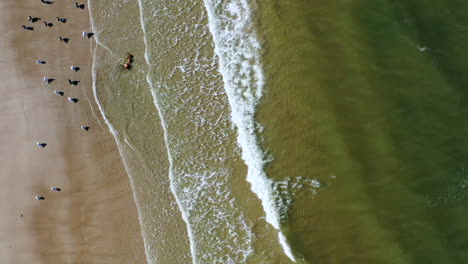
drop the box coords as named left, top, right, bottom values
left=0, top=0, right=147, bottom=263
left=86, top=0, right=201, bottom=262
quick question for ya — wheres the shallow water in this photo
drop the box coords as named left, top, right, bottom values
left=88, top=0, right=193, bottom=263
left=89, top=0, right=292, bottom=262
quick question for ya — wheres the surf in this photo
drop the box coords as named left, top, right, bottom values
left=202, top=0, right=297, bottom=261
left=137, top=0, right=255, bottom=262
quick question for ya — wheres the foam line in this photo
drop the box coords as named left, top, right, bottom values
left=135, top=0, right=197, bottom=262
left=201, top=0, right=297, bottom=262
left=137, top=1, right=255, bottom=262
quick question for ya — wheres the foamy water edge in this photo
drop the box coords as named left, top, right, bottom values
left=135, top=0, right=197, bottom=262
left=202, top=0, right=297, bottom=261
left=87, top=2, right=153, bottom=263
left=89, top=0, right=297, bottom=261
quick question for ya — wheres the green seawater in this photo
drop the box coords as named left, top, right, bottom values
left=256, top=1, right=468, bottom=263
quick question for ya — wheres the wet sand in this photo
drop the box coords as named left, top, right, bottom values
left=0, top=1, right=147, bottom=263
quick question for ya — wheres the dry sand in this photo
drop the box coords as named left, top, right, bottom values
left=0, top=0, right=147, bottom=263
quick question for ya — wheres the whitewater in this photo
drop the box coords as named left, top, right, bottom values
left=88, top=0, right=298, bottom=262
left=201, top=0, right=297, bottom=261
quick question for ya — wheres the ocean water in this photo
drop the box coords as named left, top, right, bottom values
left=88, top=0, right=468, bottom=263
left=257, top=0, right=468, bottom=263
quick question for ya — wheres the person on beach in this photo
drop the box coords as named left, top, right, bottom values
left=70, top=66, right=80, bottom=72
left=35, top=196, right=45, bottom=200
left=81, top=126, right=90, bottom=131
left=82, top=32, right=94, bottom=39
left=54, top=90, right=64, bottom=96
left=36, top=142, right=47, bottom=148
left=22, top=25, right=34, bottom=31
left=56, top=17, right=67, bottom=23
left=50, top=187, right=61, bottom=191
left=123, top=53, right=134, bottom=69
left=28, top=16, right=41, bottom=23
left=58, top=37, right=70, bottom=43
left=43, top=21, right=53, bottom=27
left=68, top=97, right=78, bottom=103
left=36, top=60, right=46, bottom=64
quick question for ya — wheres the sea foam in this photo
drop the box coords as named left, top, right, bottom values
left=202, top=0, right=297, bottom=262
left=137, top=0, right=255, bottom=262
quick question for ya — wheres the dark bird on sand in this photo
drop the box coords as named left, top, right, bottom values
left=68, top=79, right=80, bottom=85
left=41, top=0, right=54, bottom=4
left=43, top=77, right=55, bottom=84
left=43, top=22, right=53, bottom=27
left=56, top=17, right=67, bottom=23
left=68, top=97, right=79, bottom=103
left=82, top=32, right=94, bottom=39
left=28, top=16, right=41, bottom=23
left=87, top=33, right=94, bottom=39
left=22, top=25, right=34, bottom=31
left=75, top=3, right=85, bottom=9
left=54, top=90, right=64, bottom=96
left=36, top=142, right=47, bottom=148
left=58, top=37, right=70, bottom=43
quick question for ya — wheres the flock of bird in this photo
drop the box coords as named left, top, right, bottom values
left=22, top=0, right=93, bottom=201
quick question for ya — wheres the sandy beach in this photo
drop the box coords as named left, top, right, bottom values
left=0, top=1, right=147, bottom=263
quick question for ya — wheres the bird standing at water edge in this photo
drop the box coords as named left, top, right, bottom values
left=82, top=32, right=94, bottom=39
